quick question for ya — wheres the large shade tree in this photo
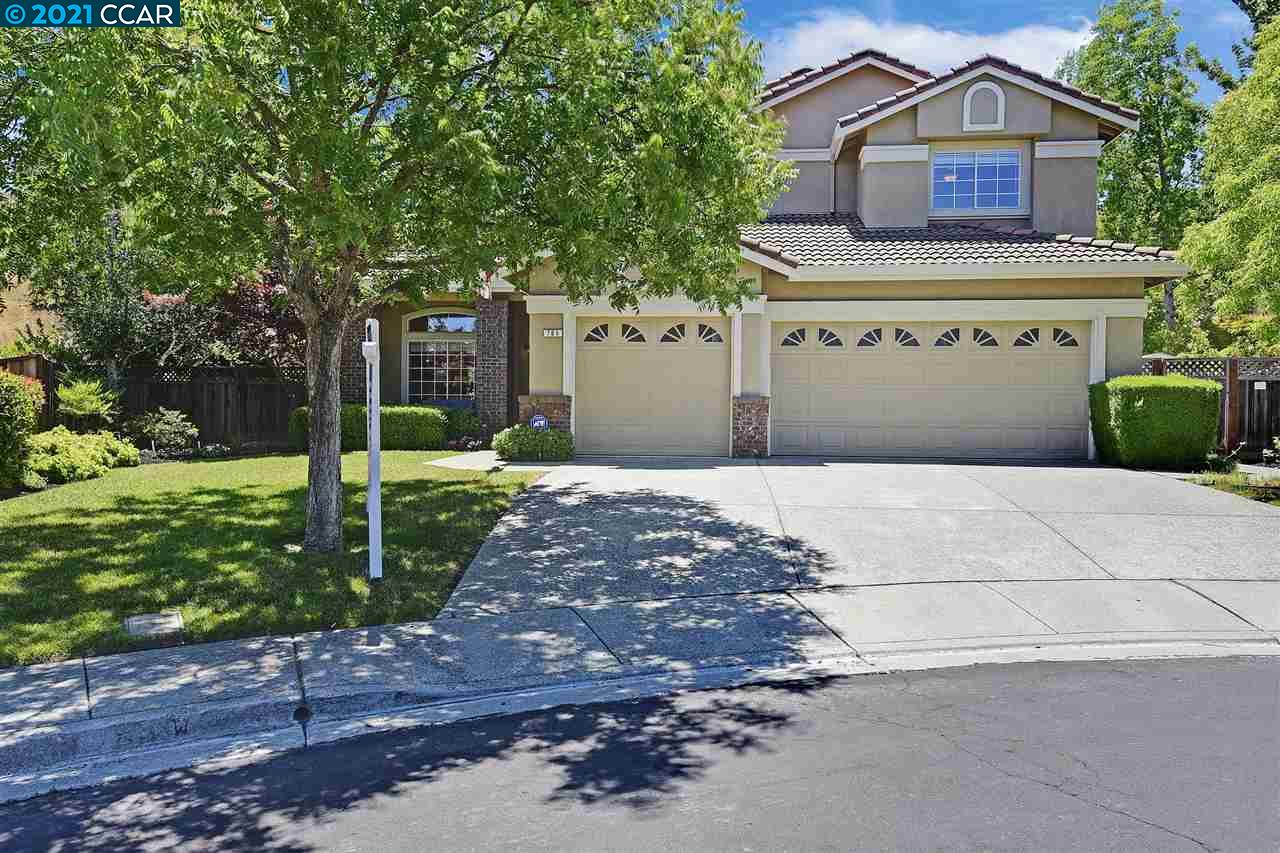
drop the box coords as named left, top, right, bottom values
left=1055, top=0, right=1207, bottom=336
left=1186, top=0, right=1278, bottom=91
left=0, top=0, right=788, bottom=551
left=1180, top=20, right=1280, bottom=348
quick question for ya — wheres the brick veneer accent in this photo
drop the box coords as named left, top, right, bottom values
left=732, top=396, right=770, bottom=457
left=475, top=297, right=510, bottom=434
left=339, top=309, right=375, bottom=404
left=517, top=394, right=572, bottom=431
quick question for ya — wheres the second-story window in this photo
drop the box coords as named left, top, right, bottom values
left=931, top=150, right=1021, bottom=213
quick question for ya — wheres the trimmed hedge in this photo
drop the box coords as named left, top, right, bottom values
left=492, top=425, right=574, bottom=461
left=444, top=406, right=483, bottom=440
left=0, top=373, right=44, bottom=490
left=1088, top=375, right=1222, bottom=470
left=27, top=427, right=141, bottom=485
left=289, top=404, right=447, bottom=452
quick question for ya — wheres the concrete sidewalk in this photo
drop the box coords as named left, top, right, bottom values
left=4, top=576, right=1279, bottom=803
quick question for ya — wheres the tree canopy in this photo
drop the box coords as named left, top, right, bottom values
left=1056, top=0, right=1207, bottom=349
left=1186, top=0, right=1279, bottom=91
left=1179, top=20, right=1280, bottom=347
left=1, top=0, right=788, bottom=550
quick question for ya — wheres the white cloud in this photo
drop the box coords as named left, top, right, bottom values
left=761, top=10, right=1094, bottom=81
left=1211, top=8, right=1250, bottom=29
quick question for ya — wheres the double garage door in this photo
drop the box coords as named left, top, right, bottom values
left=575, top=316, right=731, bottom=456
left=771, top=321, right=1091, bottom=459
left=573, top=316, right=1090, bottom=459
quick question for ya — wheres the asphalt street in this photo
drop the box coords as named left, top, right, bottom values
left=3, top=657, right=1279, bottom=852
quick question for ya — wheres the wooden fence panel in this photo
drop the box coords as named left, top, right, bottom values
left=1240, top=379, right=1280, bottom=453
left=124, top=367, right=305, bottom=448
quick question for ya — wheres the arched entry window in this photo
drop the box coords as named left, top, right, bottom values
left=403, top=309, right=477, bottom=404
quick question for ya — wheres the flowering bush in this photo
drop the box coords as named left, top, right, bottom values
left=0, top=373, right=44, bottom=490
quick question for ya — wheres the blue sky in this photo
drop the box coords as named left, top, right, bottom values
left=739, top=0, right=1252, bottom=101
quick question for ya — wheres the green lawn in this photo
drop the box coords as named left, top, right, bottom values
left=1193, top=472, right=1280, bottom=508
left=0, top=452, right=543, bottom=666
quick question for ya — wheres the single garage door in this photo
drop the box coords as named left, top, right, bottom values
left=771, top=321, right=1091, bottom=458
left=576, top=316, right=731, bottom=455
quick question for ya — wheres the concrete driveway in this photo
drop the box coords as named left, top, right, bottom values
left=442, top=458, right=1280, bottom=617
left=445, top=458, right=1280, bottom=616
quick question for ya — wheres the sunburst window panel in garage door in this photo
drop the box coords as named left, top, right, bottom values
left=770, top=320, right=1091, bottom=458
left=575, top=316, right=730, bottom=456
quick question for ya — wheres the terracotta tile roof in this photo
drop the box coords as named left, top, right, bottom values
left=738, top=214, right=1180, bottom=269
left=836, top=55, right=1139, bottom=129
left=760, top=50, right=934, bottom=104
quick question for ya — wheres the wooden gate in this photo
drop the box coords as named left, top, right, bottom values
left=1239, top=359, right=1280, bottom=454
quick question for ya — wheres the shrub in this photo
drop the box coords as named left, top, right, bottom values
left=124, top=407, right=200, bottom=452
left=442, top=406, right=483, bottom=440
left=492, top=425, right=574, bottom=461
left=288, top=406, right=309, bottom=451
left=1089, top=375, right=1222, bottom=470
left=0, top=373, right=44, bottom=490
left=288, top=404, right=446, bottom=451
left=57, top=378, right=120, bottom=431
left=27, top=427, right=140, bottom=484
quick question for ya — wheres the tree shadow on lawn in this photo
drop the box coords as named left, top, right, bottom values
left=0, top=678, right=834, bottom=852
left=0, top=475, right=526, bottom=665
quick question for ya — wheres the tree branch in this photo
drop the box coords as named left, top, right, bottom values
left=236, top=157, right=294, bottom=196
left=357, top=38, right=413, bottom=138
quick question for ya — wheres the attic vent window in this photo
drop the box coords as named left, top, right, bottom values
left=962, top=81, right=1005, bottom=131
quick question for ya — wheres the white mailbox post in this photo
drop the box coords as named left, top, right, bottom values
left=361, top=319, right=383, bottom=581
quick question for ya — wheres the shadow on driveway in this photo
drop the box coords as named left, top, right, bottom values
left=444, top=483, right=834, bottom=615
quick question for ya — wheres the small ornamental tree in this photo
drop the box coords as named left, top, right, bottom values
left=0, top=1, right=788, bottom=551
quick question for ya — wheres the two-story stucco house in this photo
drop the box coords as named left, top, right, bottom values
left=343, top=50, right=1188, bottom=460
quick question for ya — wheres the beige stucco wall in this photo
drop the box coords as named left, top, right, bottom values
left=1106, top=317, right=1144, bottom=378
left=771, top=66, right=917, bottom=149
left=835, top=144, right=859, bottom=213
left=865, top=109, right=917, bottom=145
left=763, top=273, right=1146, bottom=301
left=859, top=161, right=929, bottom=227
left=1033, top=156, right=1099, bottom=236
left=916, top=76, right=1051, bottom=138
left=0, top=279, right=54, bottom=347
left=1046, top=103, right=1099, bottom=141
left=529, top=313, right=564, bottom=394
left=771, top=160, right=833, bottom=215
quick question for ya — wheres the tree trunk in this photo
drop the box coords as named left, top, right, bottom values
left=303, top=315, right=345, bottom=552
left=1163, top=280, right=1177, bottom=330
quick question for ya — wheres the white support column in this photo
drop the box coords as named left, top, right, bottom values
left=1088, top=314, right=1108, bottom=461
left=730, top=313, right=743, bottom=397
left=562, top=311, right=577, bottom=435
left=760, top=315, right=772, bottom=455
left=759, top=316, right=771, bottom=397
left=730, top=312, right=743, bottom=455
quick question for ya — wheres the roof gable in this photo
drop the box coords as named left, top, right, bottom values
left=758, top=50, right=932, bottom=112
left=829, top=56, right=1138, bottom=156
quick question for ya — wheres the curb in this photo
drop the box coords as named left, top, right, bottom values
left=3, top=634, right=1278, bottom=804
